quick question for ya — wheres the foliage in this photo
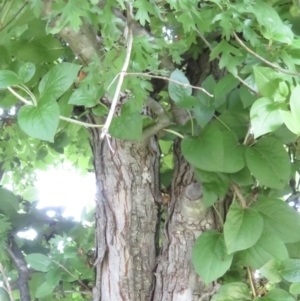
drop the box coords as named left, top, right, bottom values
left=1, top=0, right=300, bottom=300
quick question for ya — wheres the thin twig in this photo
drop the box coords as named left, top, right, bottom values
left=195, top=29, right=259, bottom=95
left=100, top=2, right=134, bottom=139
left=51, top=259, right=90, bottom=291
left=0, top=262, right=15, bottom=301
left=162, top=128, right=184, bottom=139
left=233, top=31, right=300, bottom=77
left=247, top=266, right=257, bottom=298
left=125, top=72, right=213, bottom=97
left=231, top=182, right=247, bottom=208
left=59, top=116, right=103, bottom=128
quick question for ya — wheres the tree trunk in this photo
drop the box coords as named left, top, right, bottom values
left=89, top=128, right=161, bottom=301
left=153, top=140, right=220, bottom=301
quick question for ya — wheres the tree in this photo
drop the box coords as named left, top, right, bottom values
left=1, top=0, right=300, bottom=300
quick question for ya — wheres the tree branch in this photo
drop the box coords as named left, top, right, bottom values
left=6, top=239, right=31, bottom=301
left=233, top=31, right=300, bottom=77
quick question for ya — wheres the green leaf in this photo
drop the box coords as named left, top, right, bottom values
left=25, top=253, right=52, bottom=272
left=280, top=110, right=300, bottom=135
left=239, top=86, right=256, bottom=108
left=254, top=288, right=294, bottom=301
left=214, top=74, right=239, bottom=100
left=250, top=97, right=283, bottom=137
left=68, top=88, right=99, bottom=108
left=18, top=62, right=36, bottom=83
left=290, top=283, right=300, bottom=295
left=230, top=167, right=253, bottom=186
left=0, top=70, right=21, bottom=89
left=245, top=137, right=290, bottom=189
left=168, top=69, right=192, bottom=102
left=280, top=259, right=300, bottom=282
left=260, top=259, right=282, bottom=283
left=239, top=229, right=288, bottom=269
left=192, top=230, right=233, bottom=283
left=12, top=36, right=64, bottom=64
left=35, top=282, right=55, bottom=298
left=193, top=104, right=215, bottom=128
left=18, top=96, right=60, bottom=142
left=211, top=282, right=251, bottom=301
left=253, top=66, right=283, bottom=97
left=109, top=105, right=142, bottom=140
left=39, top=63, right=81, bottom=100
left=182, top=125, right=245, bottom=173
left=0, top=188, right=19, bottom=215
left=224, top=204, right=263, bottom=254
left=252, top=197, right=300, bottom=243
left=290, top=85, right=300, bottom=120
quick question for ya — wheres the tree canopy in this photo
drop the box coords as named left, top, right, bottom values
left=2, top=0, right=300, bottom=301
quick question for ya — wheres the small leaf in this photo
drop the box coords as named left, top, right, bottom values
left=260, top=259, right=282, bottom=283
left=168, top=69, right=192, bottom=102
left=280, top=259, right=300, bottom=282
left=252, top=197, right=300, bottom=243
left=68, top=86, right=101, bottom=108
left=224, top=204, right=264, bottom=254
left=250, top=97, right=283, bottom=138
left=39, top=62, right=81, bottom=100
left=290, top=283, right=300, bottom=295
left=25, top=253, right=51, bottom=272
left=254, top=288, right=294, bottom=301
left=280, top=110, right=300, bottom=135
left=0, top=70, right=21, bottom=89
left=0, top=188, right=19, bottom=215
left=18, top=96, right=60, bottom=142
left=18, top=62, right=36, bottom=83
left=290, top=85, right=300, bottom=120
left=211, top=282, right=251, bottom=301
left=246, top=137, right=290, bottom=189
left=192, top=230, right=233, bottom=283
left=35, top=282, right=55, bottom=298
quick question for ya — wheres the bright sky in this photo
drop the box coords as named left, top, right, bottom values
left=36, top=166, right=96, bottom=221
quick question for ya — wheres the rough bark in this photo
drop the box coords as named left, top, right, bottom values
left=89, top=124, right=161, bottom=301
left=153, top=140, right=220, bottom=301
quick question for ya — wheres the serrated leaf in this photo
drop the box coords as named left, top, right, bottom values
left=39, top=63, right=81, bottom=100
left=182, top=125, right=245, bottom=173
left=0, top=70, right=21, bottom=89
left=280, top=259, right=300, bottom=282
left=0, top=188, right=19, bottom=215
left=224, top=204, right=263, bottom=254
left=18, top=62, right=36, bottom=83
left=250, top=97, right=283, bottom=138
left=211, top=282, right=251, bottom=301
left=252, top=197, right=300, bottom=243
left=245, top=137, right=290, bottom=189
left=192, top=230, right=233, bottom=283
left=239, top=229, right=288, bottom=269
left=18, top=96, right=60, bottom=142
left=25, top=253, right=51, bottom=272
left=168, top=69, right=192, bottom=102
left=254, top=288, right=294, bottom=301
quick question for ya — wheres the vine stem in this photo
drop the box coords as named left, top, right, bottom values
left=247, top=266, right=257, bottom=298
left=100, top=2, right=134, bottom=140
left=124, top=72, right=213, bottom=97
left=231, top=182, right=247, bottom=208
left=233, top=31, right=300, bottom=77
left=162, top=128, right=184, bottom=139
